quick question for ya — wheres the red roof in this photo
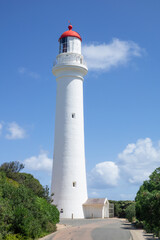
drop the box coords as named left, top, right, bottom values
left=59, top=25, right=82, bottom=42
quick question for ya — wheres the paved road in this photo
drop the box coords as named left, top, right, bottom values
left=42, top=218, right=132, bottom=240
left=91, top=222, right=131, bottom=240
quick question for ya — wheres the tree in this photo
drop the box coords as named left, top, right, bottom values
left=135, top=167, right=160, bottom=237
left=0, top=161, right=51, bottom=202
left=125, top=202, right=136, bottom=222
left=0, top=162, right=59, bottom=239
left=12, top=172, right=46, bottom=198
left=0, top=161, right=24, bottom=179
left=109, top=200, right=134, bottom=218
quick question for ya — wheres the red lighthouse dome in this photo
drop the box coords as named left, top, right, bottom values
left=59, top=25, right=82, bottom=41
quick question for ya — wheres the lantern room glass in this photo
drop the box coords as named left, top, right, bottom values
left=59, top=37, right=68, bottom=53
left=59, top=37, right=81, bottom=54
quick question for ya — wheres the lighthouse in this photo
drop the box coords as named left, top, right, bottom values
left=51, top=24, right=88, bottom=218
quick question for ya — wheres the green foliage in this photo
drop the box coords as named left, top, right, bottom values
left=45, top=222, right=57, bottom=233
left=0, top=162, right=59, bottom=240
left=12, top=172, right=47, bottom=198
left=0, top=161, right=24, bottom=178
left=4, top=234, right=27, bottom=240
left=135, top=167, right=160, bottom=237
left=125, top=202, right=136, bottom=222
left=134, top=219, right=144, bottom=229
left=109, top=200, right=135, bottom=218
left=36, top=197, right=59, bottom=225
left=0, top=197, right=14, bottom=237
left=6, top=177, right=19, bottom=187
left=0, top=161, right=52, bottom=201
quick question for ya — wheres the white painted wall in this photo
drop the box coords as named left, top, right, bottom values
left=51, top=51, right=88, bottom=218
left=67, top=37, right=81, bottom=54
left=83, top=204, right=109, bottom=219
left=103, top=204, right=109, bottom=218
left=83, top=199, right=110, bottom=219
left=83, top=205, right=103, bottom=218
left=55, top=53, right=86, bottom=67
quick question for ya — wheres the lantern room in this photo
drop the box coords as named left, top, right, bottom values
left=59, top=25, right=82, bottom=54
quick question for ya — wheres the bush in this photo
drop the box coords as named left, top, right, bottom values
left=0, top=162, right=59, bottom=239
left=46, top=222, right=57, bottom=232
left=109, top=200, right=135, bottom=218
left=133, top=220, right=144, bottom=229
left=36, top=197, right=59, bottom=226
left=125, top=203, right=136, bottom=222
left=0, top=162, right=24, bottom=176
left=4, top=234, right=26, bottom=240
left=0, top=161, right=51, bottom=201
left=135, top=167, right=160, bottom=237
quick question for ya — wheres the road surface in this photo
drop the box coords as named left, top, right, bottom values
left=42, top=218, right=132, bottom=240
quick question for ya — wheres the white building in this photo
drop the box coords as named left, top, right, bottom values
left=51, top=24, right=88, bottom=219
left=83, top=198, right=109, bottom=219
left=51, top=24, right=110, bottom=219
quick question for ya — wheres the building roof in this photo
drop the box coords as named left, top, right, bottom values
left=59, top=25, right=82, bottom=42
left=83, top=198, right=108, bottom=206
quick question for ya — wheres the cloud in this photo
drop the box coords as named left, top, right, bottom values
left=23, top=151, right=52, bottom=171
left=118, top=138, right=160, bottom=184
left=88, top=161, right=119, bottom=188
left=120, top=193, right=136, bottom=200
left=28, top=72, right=40, bottom=79
left=6, top=122, right=26, bottom=140
left=18, top=67, right=40, bottom=79
left=0, top=123, right=3, bottom=135
left=88, top=138, right=160, bottom=193
left=82, top=38, right=143, bottom=71
left=18, top=67, right=26, bottom=74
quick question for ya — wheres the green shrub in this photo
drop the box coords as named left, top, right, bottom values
left=46, top=222, right=57, bottom=232
left=134, top=219, right=143, bottom=229
left=36, top=197, right=59, bottom=226
left=109, top=200, right=135, bottom=218
left=4, top=234, right=25, bottom=240
left=125, top=202, right=136, bottom=222
left=0, top=162, right=59, bottom=239
left=4, top=234, right=33, bottom=240
left=135, top=167, right=160, bottom=237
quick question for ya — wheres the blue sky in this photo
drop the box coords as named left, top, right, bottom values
left=0, top=0, right=160, bottom=200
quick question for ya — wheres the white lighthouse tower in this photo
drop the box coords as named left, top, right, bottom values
left=51, top=24, right=88, bottom=218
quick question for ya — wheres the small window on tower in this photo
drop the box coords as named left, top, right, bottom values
left=72, top=113, right=75, bottom=118
left=60, top=209, right=63, bottom=213
left=73, top=182, right=77, bottom=187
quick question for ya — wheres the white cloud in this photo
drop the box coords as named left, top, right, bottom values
left=6, top=122, right=26, bottom=140
left=18, top=67, right=40, bottom=79
left=0, top=123, right=3, bottom=135
left=88, top=138, right=160, bottom=193
left=28, top=72, right=40, bottom=79
left=88, top=161, right=119, bottom=188
left=18, top=67, right=26, bottom=74
left=120, top=193, right=136, bottom=200
left=23, top=151, right=52, bottom=171
left=90, top=191, right=98, bottom=197
left=118, top=138, right=160, bottom=184
left=82, top=38, right=143, bottom=71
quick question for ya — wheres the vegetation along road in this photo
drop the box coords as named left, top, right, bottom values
left=41, top=218, right=132, bottom=240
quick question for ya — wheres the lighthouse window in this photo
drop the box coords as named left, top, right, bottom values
left=60, top=209, right=63, bottom=213
left=73, top=182, right=77, bottom=187
left=72, top=113, right=75, bottom=118
left=63, top=43, right=67, bottom=52
left=59, top=37, right=68, bottom=53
